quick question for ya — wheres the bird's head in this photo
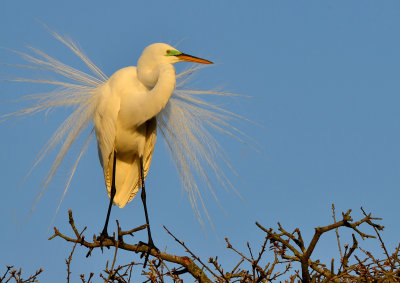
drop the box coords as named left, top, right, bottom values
left=137, top=43, right=213, bottom=88
left=138, top=43, right=213, bottom=68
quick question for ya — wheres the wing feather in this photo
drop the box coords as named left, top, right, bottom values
left=93, top=83, right=120, bottom=195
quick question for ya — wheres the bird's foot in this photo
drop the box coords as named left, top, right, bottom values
left=96, top=230, right=114, bottom=248
left=138, top=239, right=160, bottom=268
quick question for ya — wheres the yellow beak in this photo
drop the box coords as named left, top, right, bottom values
left=177, top=53, right=213, bottom=64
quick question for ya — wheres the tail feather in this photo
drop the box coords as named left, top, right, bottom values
left=111, top=156, right=141, bottom=208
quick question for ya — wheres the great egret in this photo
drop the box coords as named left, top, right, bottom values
left=94, top=43, right=212, bottom=252
left=1, top=31, right=248, bottom=242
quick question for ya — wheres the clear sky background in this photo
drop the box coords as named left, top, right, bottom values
left=1, top=1, right=400, bottom=281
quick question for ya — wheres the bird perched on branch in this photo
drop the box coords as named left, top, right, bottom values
left=93, top=43, right=213, bottom=258
left=1, top=30, right=249, bottom=254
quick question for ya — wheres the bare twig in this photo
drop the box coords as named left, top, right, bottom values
left=66, top=226, right=86, bottom=282
left=163, top=225, right=216, bottom=281
left=332, top=204, right=343, bottom=260
left=44, top=207, right=400, bottom=282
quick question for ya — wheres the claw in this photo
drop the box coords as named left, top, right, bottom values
left=138, top=240, right=160, bottom=267
left=97, top=230, right=114, bottom=249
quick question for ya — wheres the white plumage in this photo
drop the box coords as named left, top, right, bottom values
left=1, top=31, right=248, bottom=225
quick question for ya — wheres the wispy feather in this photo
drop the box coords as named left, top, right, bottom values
left=1, top=31, right=253, bottom=226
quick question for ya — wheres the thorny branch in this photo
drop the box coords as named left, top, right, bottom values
left=0, top=266, right=43, bottom=283
left=49, top=210, right=213, bottom=283
left=36, top=206, right=400, bottom=282
left=256, top=207, right=399, bottom=283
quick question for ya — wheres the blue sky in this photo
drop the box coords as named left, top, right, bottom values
left=1, top=1, right=400, bottom=281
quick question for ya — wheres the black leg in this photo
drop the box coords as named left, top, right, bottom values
left=139, top=156, right=158, bottom=267
left=98, top=151, right=117, bottom=242
left=140, top=157, right=154, bottom=245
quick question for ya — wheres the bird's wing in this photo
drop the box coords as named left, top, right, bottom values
left=93, top=84, right=121, bottom=193
left=143, top=117, right=157, bottom=180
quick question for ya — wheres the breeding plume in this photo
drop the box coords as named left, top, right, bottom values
left=1, top=31, right=248, bottom=234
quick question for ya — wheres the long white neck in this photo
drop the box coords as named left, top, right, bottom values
left=136, top=63, right=176, bottom=123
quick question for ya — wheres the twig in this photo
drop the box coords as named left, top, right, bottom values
left=163, top=225, right=216, bottom=281
left=66, top=226, right=86, bottom=282
left=107, top=226, right=119, bottom=282
left=332, top=204, right=343, bottom=261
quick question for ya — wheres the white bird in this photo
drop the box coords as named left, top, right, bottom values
left=1, top=31, right=249, bottom=238
left=93, top=43, right=212, bottom=250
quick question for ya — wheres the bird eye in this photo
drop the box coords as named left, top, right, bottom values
left=165, top=49, right=182, bottom=56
